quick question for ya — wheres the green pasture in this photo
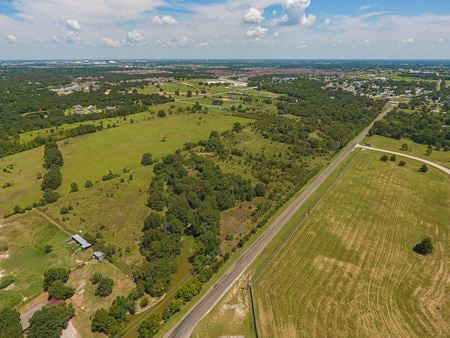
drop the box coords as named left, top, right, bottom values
left=364, top=135, right=450, bottom=168
left=0, top=212, right=74, bottom=308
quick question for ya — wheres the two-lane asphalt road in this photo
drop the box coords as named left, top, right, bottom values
left=165, top=108, right=392, bottom=338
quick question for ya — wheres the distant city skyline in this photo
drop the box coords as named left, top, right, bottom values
left=1, top=0, right=449, bottom=59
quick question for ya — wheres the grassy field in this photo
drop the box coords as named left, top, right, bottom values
left=0, top=147, right=44, bottom=216
left=193, top=149, right=450, bottom=338
left=251, top=150, right=449, bottom=337
left=0, top=112, right=249, bottom=216
left=364, top=135, right=450, bottom=168
left=0, top=212, right=75, bottom=308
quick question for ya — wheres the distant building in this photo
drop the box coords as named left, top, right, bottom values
left=93, top=251, right=105, bottom=261
left=72, top=234, right=91, bottom=250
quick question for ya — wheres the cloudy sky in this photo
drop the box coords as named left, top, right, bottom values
left=1, top=0, right=449, bottom=59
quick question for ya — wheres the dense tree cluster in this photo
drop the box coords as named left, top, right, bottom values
left=135, top=151, right=257, bottom=298
left=370, top=109, right=450, bottom=149
left=0, top=67, right=173, bottom=157
left=40, top=142, right=64, bottom=204
left=0, top=308, right=23, bottom=338
left=28, top=304, right=74, bottom=338
left=91, top=296, right=136, bottom=336
left=250, top=77, right=385, bottom=154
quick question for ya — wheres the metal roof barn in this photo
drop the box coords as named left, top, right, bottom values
left=72, top=234, right=92, bottom=250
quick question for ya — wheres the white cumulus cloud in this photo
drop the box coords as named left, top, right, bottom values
left=401, top=37, right=415, bottom=44
left=126, top=30, right=143, bottom=44
left=6, top=34, right=18, bottom=44
left=102, top=37, right=123, bottom=47
left=272, top=0, right=315, bottom=26
left=246, top=26, right=267, bottom=38
left=152, top=15, right=177, bottom=25
left=301, top=13, right=316, bottom=26
left=66, top=19, right=81, bottom=31
left=244, top=7, right=264, bottom=24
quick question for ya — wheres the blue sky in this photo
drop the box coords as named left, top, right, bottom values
left=1, top=0, right=449, bottom=59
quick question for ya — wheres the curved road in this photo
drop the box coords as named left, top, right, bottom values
left=165, top=109, right=391, bottom=338
left=356, top=145, right=450, bottom=175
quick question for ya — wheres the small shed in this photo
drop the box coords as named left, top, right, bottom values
left=93, top=251, right=105, bottom=261
left=72, top=234, right=91, bottom=250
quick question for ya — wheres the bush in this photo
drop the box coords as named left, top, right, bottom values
left=140, top=297, right=149, bottom=308
left=175, top=282, right=201, bottom=302
left=43, top=267, right=70, bottom=291
left=380, top=154, right=389, bottom=161
left=398, top=160, right=406, bottom=167
left=102, top=170, right=118, bottom=181
left=91, top=309, right=119, bottom=336
left=162, top=299, right=183, bottom=321
left=42, top=190, right=60, bottom=204
left=413, top=237, right=433, bottom=255
left=47, top=280, right=75, bottom=300
left=419, top=164, right=428, bottom=173
left=44, top=244, right=53, bottom=253
left=157, top=110, right=166, bottom=117
left=70, top=182, right=79, bottom=192
left=141, top=153, right=154, bottom=166
left=389, top=154, right=396, bottom=161
left=84, top=180, right=94, bottom=188
left=0, top=308, right=23, bottom=338
left=138, top=314, right=161, bottom=338
left=255, top=183, right=266, bottom=197
left=92, top=275, right=114, bottom=297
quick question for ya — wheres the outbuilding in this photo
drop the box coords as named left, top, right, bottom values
left=72, top=234, right=91, bottom=250
left=92, top=251, right=105, bottom=261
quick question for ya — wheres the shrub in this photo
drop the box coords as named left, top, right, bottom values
left=419, top=164, right=428, bottom=173
left=47, top=280, right=75, bottom=300
left=398, top=160, right=406, bottom=167
left=43, top=267, right=70, bottom=291
left=380, top=154, right=389, bottom=161
left=138, top=314, right=161, bottom=338
left=389, top=154, right=396, bottom=161
left=255, top=183, right=266, bottom=197
left=70, top=182, right=79, bottom=192
left=140, top=297, right=149, bottom=308
left=84, top=180, right=94, bottom=188
left=162, top=299, right=183, bottom=321
left=413, top=237, right=433, bottom=255
left=141, top=153, right=154, bottom=166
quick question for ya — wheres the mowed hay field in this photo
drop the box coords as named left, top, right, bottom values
left=253, top=150, right=450, bottom=338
